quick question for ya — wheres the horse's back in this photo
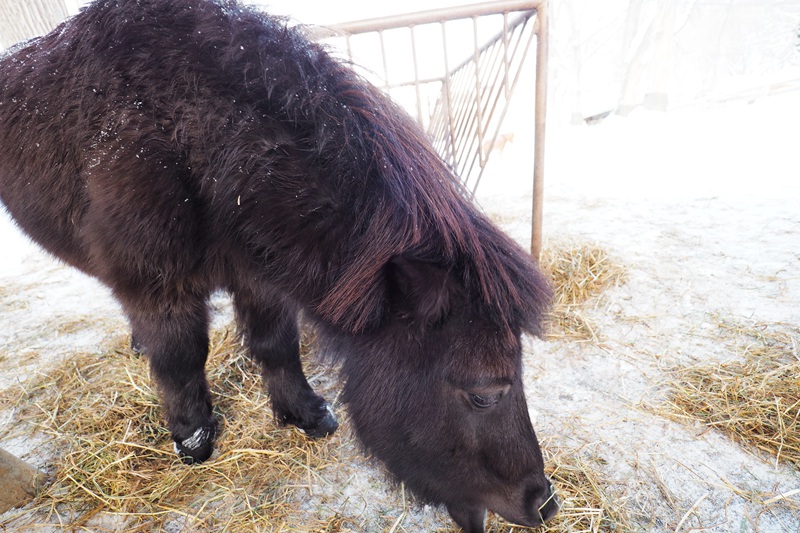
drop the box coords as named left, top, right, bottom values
left=0, top=11, right=207, bottom=288
left=0, top=29, right=92, bottom=271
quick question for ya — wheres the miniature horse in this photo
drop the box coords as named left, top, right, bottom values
left=0, top=0, right=557, bottom=530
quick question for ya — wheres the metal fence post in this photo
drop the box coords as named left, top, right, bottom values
left=531, top=0, right=548, bottom=262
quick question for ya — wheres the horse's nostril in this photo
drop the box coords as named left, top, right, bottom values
left=523, top=479, right=560, bottom=525
left=538, top=482, right=560, bottom=522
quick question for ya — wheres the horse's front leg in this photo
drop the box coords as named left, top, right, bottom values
left=234, top=291, right=338, bottom=438
left=127, top=299, right=217, bottom=463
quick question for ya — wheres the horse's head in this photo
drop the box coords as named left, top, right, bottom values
left=333, top=255, right=557, bottom=532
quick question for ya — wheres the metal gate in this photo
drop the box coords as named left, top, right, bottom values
left=317, top=0, right=548, bottom=260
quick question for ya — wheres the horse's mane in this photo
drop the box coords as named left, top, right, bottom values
left=80, top=0, right=552, bottom=336
left=215, top=1, right=551, bottom=335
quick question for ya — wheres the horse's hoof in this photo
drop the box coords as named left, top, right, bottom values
left=130, top=334, right=145, bottom=356
left=298, top=403, right=338, bottom=439
left=173, top=425, right=216, bottom=464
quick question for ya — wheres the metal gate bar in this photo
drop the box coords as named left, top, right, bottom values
left=431, top=12, right=535, bottom=193
left=323, top=0, right=548, bottom=261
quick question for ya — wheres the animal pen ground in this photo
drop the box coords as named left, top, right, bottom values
left=2, top=0, right=800, bottom=531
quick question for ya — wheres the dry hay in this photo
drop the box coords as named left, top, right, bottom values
left=540, top=452, right=629, bottom=533
left=0, top=321, right=631, bottom=532
left=53, top=317, right=98, bottom=337
left=0, top=282, right=28, bottom=312
left=0, top=327, right=347, bottom=532
left=355, top=446, right=631, bottom=533
left=663, top=320, right=800, bottom=469
left=539, top=242, right=625, bottom=342
left=468, top=444, right=630, bottom=533
left=529, top=447, right=629, bottom=533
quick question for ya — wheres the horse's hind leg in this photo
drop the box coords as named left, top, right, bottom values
left=81, top=144, right=217, bottom=462
left=126, top=299, right=217, bottom=463
left=233, top=291, right=338, bottom=438
left=130, top=332, right=145, bottom=355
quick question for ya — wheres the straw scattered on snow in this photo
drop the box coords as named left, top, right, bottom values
left=540, top=445, right=631, bottom=533
left=539, top=242, right=626, bottom=342
left=662, top=319, right=800, bottom=472
left=0, top=274, right=632, bottom=532
left=0, top=328, right=347, bottom=532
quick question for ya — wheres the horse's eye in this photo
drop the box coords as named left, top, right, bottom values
left=469, top=393, right=494, bottom=409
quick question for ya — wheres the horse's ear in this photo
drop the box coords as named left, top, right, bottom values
left=387, top=256, right=454, bottom=326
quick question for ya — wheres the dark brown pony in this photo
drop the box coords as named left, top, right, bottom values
left=0, top=0, right=557, bottom=530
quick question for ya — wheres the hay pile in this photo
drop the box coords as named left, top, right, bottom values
left=0, top=318, right=630, bottom=532
left=539, top=242, right=625, bottom=341
left=663, top=320, right=800, bottom=469
left=540, top=448, right=629, bottom=533
left=469, top=442, right=629, bottom=533
left=0, top=328, right=345, bottom=532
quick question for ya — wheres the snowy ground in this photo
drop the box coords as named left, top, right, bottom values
left=480, top=91, right=800, bottom=531
left=1, top=88, right=799, bottom=532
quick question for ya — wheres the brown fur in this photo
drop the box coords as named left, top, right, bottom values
left=0, top=1, right=556, bottom=530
